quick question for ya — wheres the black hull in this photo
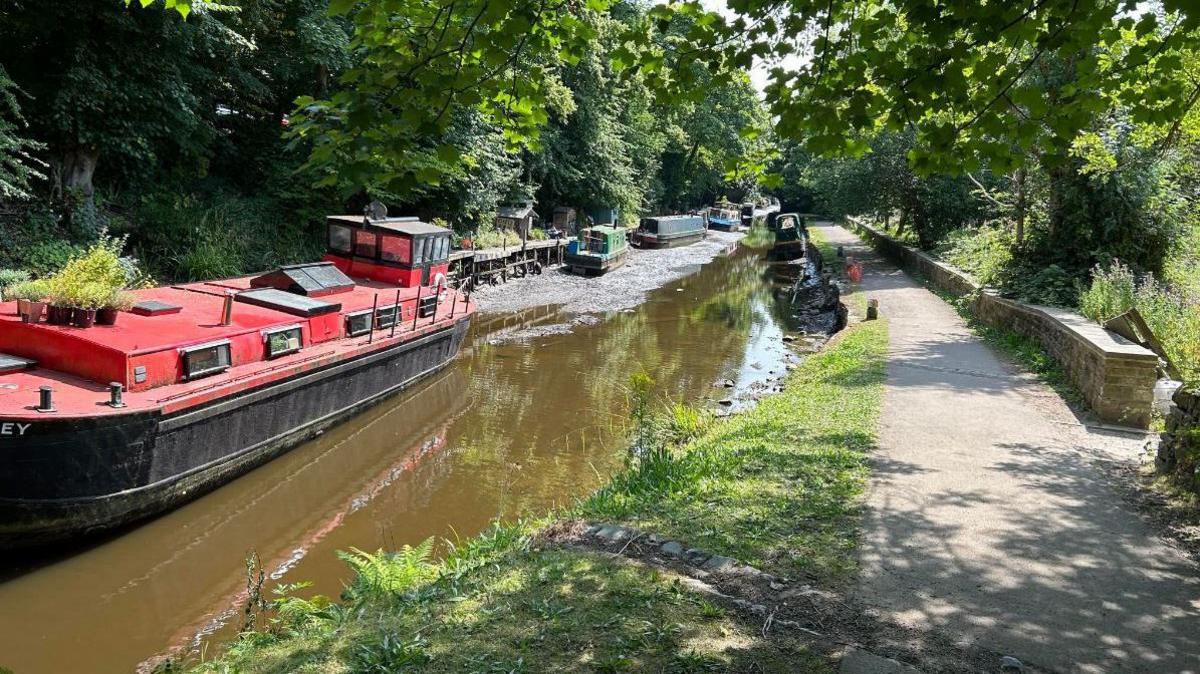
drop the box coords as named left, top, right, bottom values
left=708, top=222, right=740, bottom=232
left=0, top=318, right=471, bottom=549
left=632, top=232, right=706, bottom=249
left=768, top=241, right=806, bottom=261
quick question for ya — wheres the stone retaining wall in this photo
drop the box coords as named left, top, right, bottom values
left=846, top=217, right=1159, bottom=428
left=1159, top=388, right=1200, bottom=488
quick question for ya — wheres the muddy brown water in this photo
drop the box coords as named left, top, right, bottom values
left=0, top=244, right=806, bottom=674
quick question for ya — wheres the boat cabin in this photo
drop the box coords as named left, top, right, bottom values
left=0, top=214, right=471, bottom=402
left=325, top=215, right=452, bottom=287
left=565, top=225, right=629, bottom=275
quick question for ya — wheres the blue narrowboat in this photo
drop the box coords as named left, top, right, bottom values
left=706, top=205, right=742, bottom=232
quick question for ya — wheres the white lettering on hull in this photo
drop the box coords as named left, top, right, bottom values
left=0, top=422, right=31, bottom=437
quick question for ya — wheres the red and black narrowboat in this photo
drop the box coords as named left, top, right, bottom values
left=0, top=214, right=474, bottom=549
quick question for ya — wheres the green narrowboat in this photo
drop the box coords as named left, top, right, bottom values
left=769, top=213, right=807, bottom=260
left=565, top=225, right=629, bottom=275
left=631, top=214, right=708, bottom=249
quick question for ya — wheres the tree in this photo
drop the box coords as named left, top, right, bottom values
left=288, top=0, right=607, bottom=199
left=641, top=2, right=1200, bottom=174
left=0, top=1, right=244, bottom=204
left=0, top=65, right=43, bottom=200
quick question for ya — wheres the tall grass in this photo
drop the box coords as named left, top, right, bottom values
left=1080, top=261, right=1200, bottom=387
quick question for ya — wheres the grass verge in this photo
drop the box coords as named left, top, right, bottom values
left=187, top=320, right=889, bottom=674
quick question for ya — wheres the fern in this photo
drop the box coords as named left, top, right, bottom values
left=337, top=539, right=436, bottom=601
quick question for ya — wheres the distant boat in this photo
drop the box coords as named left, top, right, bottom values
left=769, top=213, right=807, bottom=261
left=565, top=226, right=629, bottom=275
left=0, top=212, right=474, bottom=549
left=706, top=205, right=743, bottom=232
left=631, top=214, right=708, bottom=249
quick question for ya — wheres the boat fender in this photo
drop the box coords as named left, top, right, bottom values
left=433, top=272, right=450, bottom=302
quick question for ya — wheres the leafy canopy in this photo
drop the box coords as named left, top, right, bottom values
left=637, top=0, right=1200, bottom=173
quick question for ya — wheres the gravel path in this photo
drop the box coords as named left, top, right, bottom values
left=469, top=231, right=742, bottom=317
left=815, top=222, right=1200, bottom=673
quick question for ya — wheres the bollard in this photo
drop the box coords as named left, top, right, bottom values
left=38, top=385, right=54, bottom=413
left=836, top=245, right=844, bottom=258
left=108, top=382, right=126, bottom=408
left=866, top=298, right=879, bottom=320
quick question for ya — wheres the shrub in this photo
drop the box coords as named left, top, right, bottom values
left=4, top=279, right=50, bottom=302
left=1081, top=261, right=1200, bottom=387
left=130, top=191, right=325, bottom=281
left=934, top=225, right=1014, bottom=286
left=23, top=240, right=85, bottom=277
left=0, top=268, right=30, bottom=290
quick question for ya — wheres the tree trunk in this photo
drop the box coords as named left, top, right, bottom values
left=1045, top=161, right=1070, bottom=242
left=57, top=146, right=98, bottom=203
left=316, top=64, right=329, bottom=97
left=1013, top=165, right=1027, bottom=245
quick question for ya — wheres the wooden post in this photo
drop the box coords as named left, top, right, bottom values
left=450, top=287, right=458, bottom=317
left=866, top=298, right=879, bottom=321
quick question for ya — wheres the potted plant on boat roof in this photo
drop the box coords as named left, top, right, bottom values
left=45, top=237, right=130, bottom=328
left=69, top=282, right=114, bottom=328
left=7, top=279, right=51, bottom=323
left=96, top=290, right=134, bottom=326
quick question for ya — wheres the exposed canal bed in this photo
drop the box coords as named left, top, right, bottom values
left=0, top=237, right=816, bottom=674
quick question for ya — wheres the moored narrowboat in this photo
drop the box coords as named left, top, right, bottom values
left=706, top=204, right=743, bottom=232
left=769, top=213, right=807, bottom=261
left=0, top=212, right=474, bottom=549
left=740, top=202, right=756, bottom=228
left=631, top=214, right=708, bottom=249
left=565, top=226, right=629, bottom=275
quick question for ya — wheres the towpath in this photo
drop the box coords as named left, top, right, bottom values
left=814, top=223, right=1200, bottom=673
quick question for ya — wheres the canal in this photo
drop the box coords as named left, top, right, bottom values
left=0, top=242, right=803, bottom=674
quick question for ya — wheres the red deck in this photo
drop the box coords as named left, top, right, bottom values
left=0, top=275, right=473, bottom=420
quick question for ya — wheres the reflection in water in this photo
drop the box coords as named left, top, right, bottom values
left=0, top=247, right=800, bottom=674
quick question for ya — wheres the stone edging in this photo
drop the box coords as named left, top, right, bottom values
left=844, top=216, right=1158, bottom=428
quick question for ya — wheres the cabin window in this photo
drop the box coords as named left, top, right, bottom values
left=181, top=340, right=232, bottom=380
left=345, top=310, right=372, bottom=337
left=329, top=224, right=353, bottom=254
left=436, top=236, right=450, bottom=261
left=380, top=235, right=411, bottom=264
left=354, top=230, right=378, bottom=258
left=263, top=325, right=303, bottom=359
left=412, top=237, right=428, bottom=265
left=375, top=304, right=398, bottom=329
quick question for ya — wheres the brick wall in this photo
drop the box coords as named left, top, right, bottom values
left=846, top=217, right=1159, bottom=428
